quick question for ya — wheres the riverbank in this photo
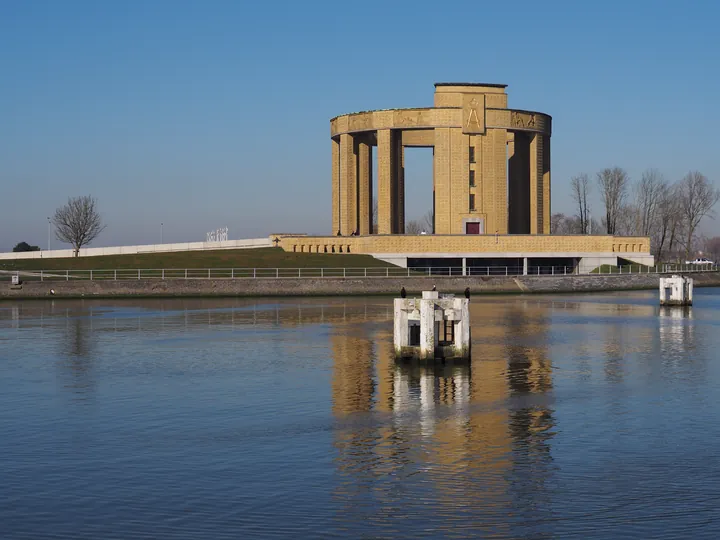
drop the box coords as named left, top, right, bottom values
left=3, top=272, right=720, bottom=300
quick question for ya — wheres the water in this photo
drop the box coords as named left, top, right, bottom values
left=2, top=290, right=720, bottom=539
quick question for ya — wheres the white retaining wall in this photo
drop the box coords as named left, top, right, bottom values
left=0, top=238, right=272, bottom=260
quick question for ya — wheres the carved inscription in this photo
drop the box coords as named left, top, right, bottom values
left=395, top=111, right=420, bottom=127
left=466, top=99, right=481, bottom=129
left=511, top=111, right=537, bottom=129
left=462, top=94, right=485, bottom=134
left=348, top=114, right=372, bottom=132
left=510, top=111, right=544, bottom=129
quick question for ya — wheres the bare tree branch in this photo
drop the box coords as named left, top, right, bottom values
left=615, top=204, right=639, bottom=236
left=405, top=220, right=423, bottom=234
left=678, top=171, right=720, bottom=260
left=570, top=174, right=591, bottom=234
left=635, top=169, right=666, bottom=237
left=421, top=210, right=434, bottom=233
left=596, top=167, right=629, bottom=235
left=652, top=182, right=677, bottom=262
left=52, top=195, right=106, bottom=257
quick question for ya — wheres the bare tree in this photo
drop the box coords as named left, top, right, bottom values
left=421, top=209, right=434, bottom=233
left=635, top=169, right=666, bottom=237
left=678, top=171, right=720, bottom=260
left=703, top=236, right=720, bottom=262
left=652, top=182, right=678, bottom=262
left=551, top=213, right=580, bottom=234
left=596, top=167, right=629, bottom=235
left=52, top=195, right=106, bottom=257
left=550, top=213, right=566, bottom=234
left=570, top=174, right=591, bottom=234
left=615, top=204, right=639, bottom=236
left=405, top=219, right=423, bottom=234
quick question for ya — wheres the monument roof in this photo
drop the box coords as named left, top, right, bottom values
left=434, top=82, right=507, bottom=88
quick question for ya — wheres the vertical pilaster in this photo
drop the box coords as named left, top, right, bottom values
left=508, top=132, right=530, bottom=234
left=358, top=140, right=372, bottom=235
left=483, top=128, right=509, bottom=234
left=542, top=135, right=551, bottom=234
left=339, top=133, right=357, bottom=235
left=495, top=129, right=509, bottom=234
left=529, top=134, right=539, bottom=235
left=377, top=129, right=394, bottom=234
left=331, top=138, right=340, bottom=235
left=433, top=128, right=451, bottom=234
left=475, top=135, right=484, bottom=213
left=450, top=129, right=469, bottom=233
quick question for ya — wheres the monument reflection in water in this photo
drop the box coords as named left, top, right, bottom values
left=0, top=292, right=714, bottom=539
left=330, top=299, right=556, bottom=536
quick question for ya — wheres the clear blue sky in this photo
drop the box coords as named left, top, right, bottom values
left=1, top=0, right=718, bottom=251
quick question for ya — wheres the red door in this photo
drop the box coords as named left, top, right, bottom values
left=466, top=222, right=481, bottom=234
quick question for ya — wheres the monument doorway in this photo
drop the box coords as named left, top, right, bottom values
left=464, top=218, right=484, bottom=234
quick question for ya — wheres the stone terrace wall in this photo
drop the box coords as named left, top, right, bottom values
left=3, top=273, right=720, bottom=300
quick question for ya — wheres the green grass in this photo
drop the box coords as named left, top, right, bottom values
left=0, top=247, right=396, bottom=271
left=591, top=263, right=655, bottom=274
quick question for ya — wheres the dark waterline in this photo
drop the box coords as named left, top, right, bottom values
left=2, top=290, right=720, bottom=539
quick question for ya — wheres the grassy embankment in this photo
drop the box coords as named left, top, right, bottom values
left=0, top=247, right=395, bottom=272
left=591, top=264, right=653, bottom=274
left=591, top=263, right=715, bottom=274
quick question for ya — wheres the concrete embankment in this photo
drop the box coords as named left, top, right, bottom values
left=3, top=272, right=720, bottom=300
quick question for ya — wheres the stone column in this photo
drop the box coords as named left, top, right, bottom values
left=377, top=129, right=395, bottom=234
left=542, top=135, right=551, bottom=234
left=508, top=132, right=530, bottom=234
left=433, top=128, right=451, bottom=234
left=331, top=138, right=340, bottom=235
left=358, top=140, right=372, bottom=235
left=529, top=134, right=539, bottom=235
left=339, top=133, right=357, bottom=235
left=395, top=134, right=405, bottom=233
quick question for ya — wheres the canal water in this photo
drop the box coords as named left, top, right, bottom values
left=2, top=290, right=720, bottom=539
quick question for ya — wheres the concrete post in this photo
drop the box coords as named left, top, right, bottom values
left=452, top=297, right=471, bottom=358
left=420, top=291, right=438, bottom=360
left=523, top=257, right=528, bottom=276
left=462, top=257, right=467, bottom=277
left=393, top=298, right=409, bottom=355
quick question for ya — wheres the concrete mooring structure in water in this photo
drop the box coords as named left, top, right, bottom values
left=393, top=290, right=471, bottom=360
left=659, top=275, right=693, bottom=306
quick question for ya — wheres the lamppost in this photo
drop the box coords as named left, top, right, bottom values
left=47, top=217, right=51, bottom=251
left=161, top=222, right=164, bottom=244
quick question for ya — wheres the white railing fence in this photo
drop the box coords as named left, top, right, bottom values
left=1, top=263, right=717, bottom=282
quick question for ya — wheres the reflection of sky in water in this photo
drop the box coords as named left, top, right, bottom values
left=1, top=290, right=720, bottom=538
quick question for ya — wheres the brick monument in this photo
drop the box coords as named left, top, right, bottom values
left=330, top=83, right=551, bottom=236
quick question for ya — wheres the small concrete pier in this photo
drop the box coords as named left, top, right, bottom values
left=659, top=275, right=693, bottom=306
left=393, top=290, right=471, bottom=360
